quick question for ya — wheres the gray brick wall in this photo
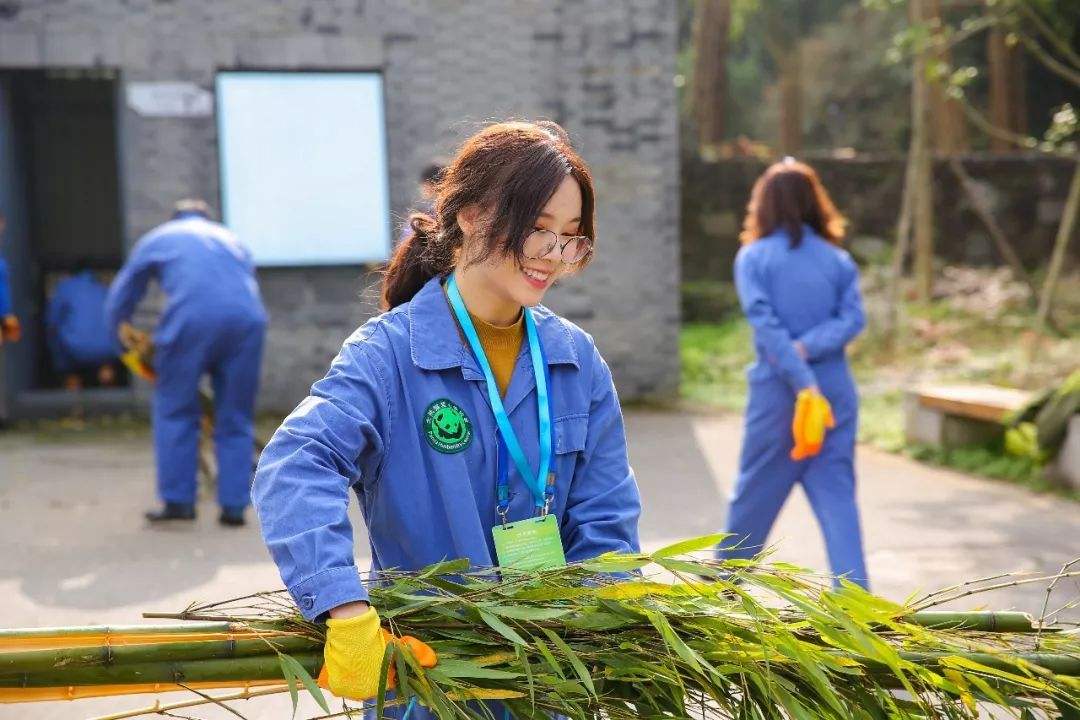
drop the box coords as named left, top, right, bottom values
left=0, top=0, right=680, bottom=411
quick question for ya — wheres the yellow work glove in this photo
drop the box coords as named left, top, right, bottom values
left=791, top=388, right=835, bottom=461
left=1, top=315, right=20, bottom=343
left=317, top=607, right=437, bottom=701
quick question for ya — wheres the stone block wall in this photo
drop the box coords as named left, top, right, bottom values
left=0, top=0, right=680, bottom=412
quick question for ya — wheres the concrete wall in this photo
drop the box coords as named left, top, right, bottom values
left=0, top=0, right=680, bottom=413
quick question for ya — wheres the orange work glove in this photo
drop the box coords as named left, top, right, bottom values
left=791, top=388, right=835, bottom=461
left=316, top=607, right=437, bottom=701
left=1, top=315, right=20, bottom=343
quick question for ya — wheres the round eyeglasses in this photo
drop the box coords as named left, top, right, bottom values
left=523, top=229, right=594, bottom=264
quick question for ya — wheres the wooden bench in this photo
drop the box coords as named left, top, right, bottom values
left=904, top=383, right=1079, bottom=489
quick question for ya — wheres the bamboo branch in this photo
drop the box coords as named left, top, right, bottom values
left=1015, top=2, right=1080, bottom=69
left=84, top=684, right=292, bottom=720
left=1037, top=161, right=1080, bottom=331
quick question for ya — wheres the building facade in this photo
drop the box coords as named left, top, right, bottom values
left=0, top=0, right=680, bottom=418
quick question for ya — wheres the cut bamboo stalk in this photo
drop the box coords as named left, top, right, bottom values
left=0, top=622, right=294, bottom=653
left=906, top=610, right=1039, bottom=632
left=0, top=679, right=288, bottom=704
left=0, top=653, right=322, bottom=688
left=0, top=635, right=320, bottom=674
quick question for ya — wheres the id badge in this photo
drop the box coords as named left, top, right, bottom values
left=492, top=514, right=567, bottom=571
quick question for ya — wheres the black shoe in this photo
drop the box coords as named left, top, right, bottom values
left=219, top=506, right=246, bottom=527
left=145, top=502, right=196, bottom=522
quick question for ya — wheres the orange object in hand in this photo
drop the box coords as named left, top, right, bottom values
left=316, top=608, right=437, bottom=700
left=1, top=315, right=20, bottom=343
left=791, top=388, right=835, bottom=461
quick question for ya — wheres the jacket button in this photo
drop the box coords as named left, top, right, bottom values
left=301, top=594, right=315, bottom=609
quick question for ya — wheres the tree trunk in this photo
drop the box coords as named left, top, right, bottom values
left=692, top=0, right=732, bottom=152
left=778, top=53, right=802, bottom=156
left=910, top=0, right=935, bottom=302
left=886, top=150, right=916, bottom=340
left=1037, top=161, right=1080, bottom=331
left=926, top=0, right=967, bottom=153
left=987, top=26, right=1013, bottom=153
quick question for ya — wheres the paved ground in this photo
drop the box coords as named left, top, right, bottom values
left=1, top=410, right=1077, bottom=719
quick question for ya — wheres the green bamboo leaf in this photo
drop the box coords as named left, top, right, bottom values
left=419, top=558, right=472, bottom=577
left=578, top=554, right=651, bottom=573
left=479, top=609, right=527, bottom=645
left=431, top=658, right=522, bottom=680
left=532, top=636, right=566, bottom=680
left=482, top=605, right=571, bottom=621
left=512, top=586, right=592, bottom=601
left=655, top=557, right=723, bottom=578
left=279, top=653, right=330, bottom=715
left=541, top=628, right=596, bottom=698
left=276, top=654, right=299, bottom=719
left=652, top=533, right=730, bottom=558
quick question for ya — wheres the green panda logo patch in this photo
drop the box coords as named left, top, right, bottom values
left=424, top=399, right=473, bottom=453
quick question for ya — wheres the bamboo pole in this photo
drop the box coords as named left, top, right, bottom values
left=906, top=610, right=1038, bottom=632
left=0, top=635, right=319, bottom=674
left=0, top=652, right=322, bottom=688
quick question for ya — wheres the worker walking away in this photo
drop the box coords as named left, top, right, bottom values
left=45, top=266, right=118, bottom=390
left=716, top=159, right=869, bottom=589
left=106, top=199, right=267, bottom=527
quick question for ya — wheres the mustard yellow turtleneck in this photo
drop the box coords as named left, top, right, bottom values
left=468, top=310, right=525, bottom=397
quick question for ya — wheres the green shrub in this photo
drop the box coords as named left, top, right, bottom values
left=681, top=281, right=741, bottom=323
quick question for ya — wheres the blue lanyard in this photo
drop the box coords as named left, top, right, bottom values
left=446, top=273, right=553, bottom=512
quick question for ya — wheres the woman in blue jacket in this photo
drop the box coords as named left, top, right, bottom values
left=718, top=159, right=869, bottom=589
left=252, top=121, right=641, bottom=706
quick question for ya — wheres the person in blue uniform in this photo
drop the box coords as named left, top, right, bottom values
left=45, top=268, right=118, bottom=389
left=252, top=121, right=641, bottom=710
left=106, top=199, right=267, bottom=526
left=717, top=159, right=869, bottom=589
left=0, top=213, right=21, bottom=347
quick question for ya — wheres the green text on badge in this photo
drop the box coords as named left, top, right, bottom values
left=492, top=514, right=567, bottom=571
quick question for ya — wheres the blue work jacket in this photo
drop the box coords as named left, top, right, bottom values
left=46, top=271, right=115, bottom=368
left=253, top=276, right=641, bottom=621
left=104, top=213, right=266, bottom=349
left=735, top=227, right=866, bottom=392
left=0, top=257, right=12, bottom=317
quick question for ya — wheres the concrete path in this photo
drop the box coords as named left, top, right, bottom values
left=1, top=410, right=1077, bottom=719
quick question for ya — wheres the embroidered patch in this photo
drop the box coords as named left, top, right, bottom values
left=423, top=398, right=473, bottom=453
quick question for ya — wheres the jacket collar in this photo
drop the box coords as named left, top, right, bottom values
left=408, top=275, right=579, bottom=375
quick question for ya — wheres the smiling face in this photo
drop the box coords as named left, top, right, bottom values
left=459, top=175, right=584, bottom=314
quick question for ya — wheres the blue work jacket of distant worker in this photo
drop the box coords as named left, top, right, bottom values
left=253, top=275, right=642, bottom=621
left=0, top=256, right=12, bottom=318
left=46, top=270, right=116, bottom=371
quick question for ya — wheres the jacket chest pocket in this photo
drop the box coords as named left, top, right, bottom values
left=551, top=415, right=588, bottom=511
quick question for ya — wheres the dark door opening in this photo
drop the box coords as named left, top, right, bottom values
left=0, top=69, right=131, bottom=419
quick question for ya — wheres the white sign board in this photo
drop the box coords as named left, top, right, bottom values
left=127, top=82, right=213, bottom=117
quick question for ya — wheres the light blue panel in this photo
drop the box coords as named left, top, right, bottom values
left=216, top=72, right=391, bottom=266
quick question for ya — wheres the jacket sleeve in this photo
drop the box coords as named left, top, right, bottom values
left=0, top=258, right=12, bottom=317
left=796, top=254, right=866, bottom=361
left=734, top=247, right=816, bottom=392
left=251, top=336, right=390, bottom=621
left=561, top=345, right=642, bottom=561
left=104, top=235, right=165, bottom=341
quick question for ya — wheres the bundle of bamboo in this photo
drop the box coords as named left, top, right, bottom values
left=2, top=537, right=1078, bottom=719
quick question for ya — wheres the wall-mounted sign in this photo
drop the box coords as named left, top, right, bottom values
left=126, top=82, right=213, bottom=117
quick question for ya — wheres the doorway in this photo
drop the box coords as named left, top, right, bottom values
left=0, top=69, right=131, bottom=420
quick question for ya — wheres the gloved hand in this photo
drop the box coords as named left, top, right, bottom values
left=791, top=388, right=835, bottom=461
left=317, top=607, right=437, bottom=700
left=120, top=349, right=157, bottom=382
left=1, top=315, right=20, bottom=343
